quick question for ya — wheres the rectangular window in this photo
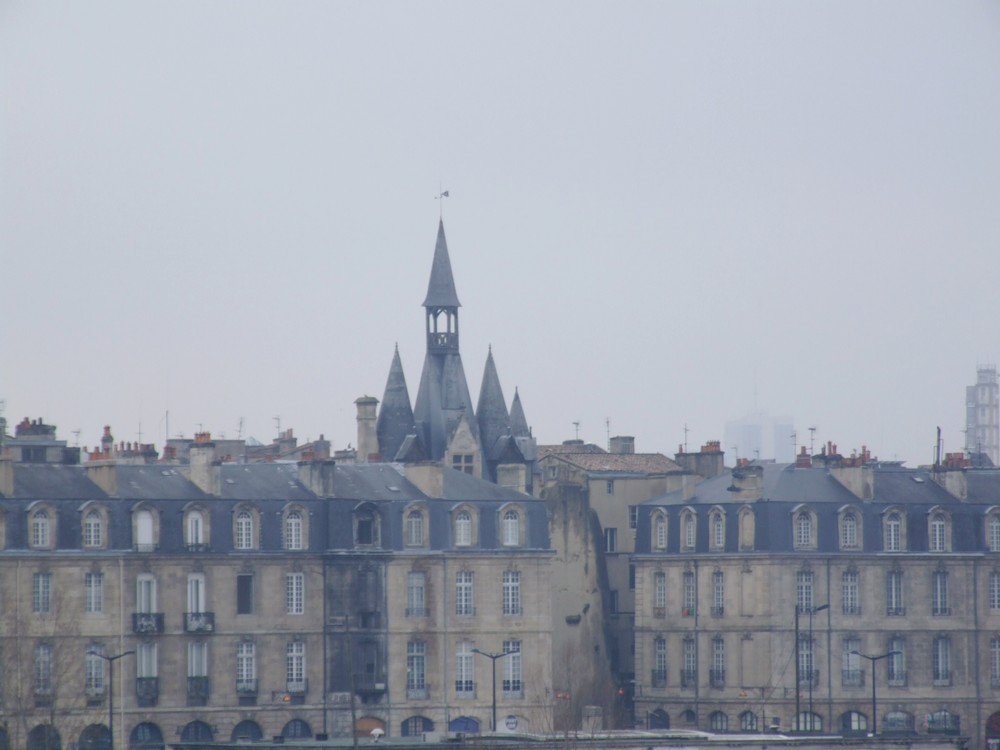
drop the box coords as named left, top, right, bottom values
left=654, top=638, right=667, bottom=684
left=455, top=641, right=474, bottom=695
left=502, top=571, right=521, bottom=615
left=503, top=640, right=522, bottom=696
left=137, top=575, right=157, bottom=613
left=629, top=563, right=636, bottom=590
left=85, top=647, right=105, bottom=694
left=609, top=590, right=619, bottom=614
left=932, top=637, right=951, bottom=685
left=85, top=572, right=104, bottom=613
left=137, top=642, right=157, bottom=677
left=33, top=573, right=51, bottom=614
left=711, top=638, right=725, bottom=686
left=887, top=571, right=905, bottom=615
left=654, top=572, right=667, bottom=613
left=842, top=637, right=862, bottom=686
left=188, top=642, right=208, bottom=677
left=236, top=574, right=254, bottom=615
left=712, top=571, right=724, bottom=616
left=236, top=642, right=256, bottom=691
left=683, top=571, right=696, bottom=615
left=795, top=570, right=814, bottom=612
left=286, top=641, right=306, bottom=691
left=286, top=573, right=304, bottom=615
left=187, top=573, right=206, bottom=613
left=605, top=528, right=617, bottom=553
left=682, top=639, right=697, bottom=686
left=628, top=506, right=638, bottom=529
left=842, top=571, right=860, bottom=615
left=887, top=638, right=905, bottom=686
left=606, top=480, right=614, bottom=495
left=798, top=637, right=815, bottom=686
left=932, top=571, right=949, bottom=615
left=34, top=644, right=53, bottom=694
left=407, top=641, right=426, bottom=696
left=991, top=638, right=1000, bottom=686
left=406, top=572, right=427, bottom=617
left=456, top=571, right=474, bottom=616
left=990, top=571, right=1000, bottom=611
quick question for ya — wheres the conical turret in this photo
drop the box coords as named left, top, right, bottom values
left=477, top=346, right=510, bottom=462
left=376, top=345, right=416, bottom=462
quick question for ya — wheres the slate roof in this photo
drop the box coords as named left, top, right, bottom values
left=422, top=219, right=461, bottom=308
left=510, top=389, right=530, bottom=438
left=11, top=463, right=107, bottom=500
left=218, top=463, right=316, bottom=502
left=477, top=348, right=511, bottom=462
left=111, top=465, right=211, bottom=501
left=414, top=351, right=479, bottom=460
left=376, top=345, right=416, bottom=462
left=547, top=452, right=683, bottom=476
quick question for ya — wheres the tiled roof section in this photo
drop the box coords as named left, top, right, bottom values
left=509, top=388, right=530, bottom=438
left=218, top=463, right=317, bottom=502
left=872, top=467, right=963, bottom=505
left=537, top=442, right=606, bottom=458
left=422, top=219, right=461, bottom=308
left=477, top=348, right=510, bottom=461
left=645, top=463, right=861, bottom=505
left=440, top=465, right=535, bottom=502
left=110, top=465, right=210, bottom=501
left=11, top=463, right=108, bottom=500
left=554, top=452, right=683, bottom=475
left=377, top=345, right=416, bottom=462
left=329, top=463, right=424, bottom=502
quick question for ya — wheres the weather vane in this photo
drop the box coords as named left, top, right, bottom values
left=436, top=187, right=450, bottom=218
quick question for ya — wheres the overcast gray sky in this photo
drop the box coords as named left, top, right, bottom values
left=2, top=1, right=999, bottom=466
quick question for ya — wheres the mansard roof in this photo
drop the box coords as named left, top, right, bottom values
left=422, top=219, right=461, bottom=309
left=218, top=463, right=316, bottom=501
left=109, top=465, right=211, bottom=501
left=10, top=462, right=107, bottom=499
left=376, top=346, right=416, bottom=462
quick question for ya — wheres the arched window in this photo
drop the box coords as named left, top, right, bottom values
left=930, top=513, right=947, bottom=552
left=78, top=724, right=111, bottom=750
left=135, top=509, right=155, bottom=551
left=27, top=725, right=61, bottom=750
left=406, top=511, right=424, bottom=547
left=795, top=512, right=813, bottom=548
left=355, top=507, right=379, bottom=546
left=230, top=722, right=263, bottom=743
left=989, top=514, right=1000, bottom=552
left=285, top=511, right=303, bottom=550
left=31, top=510, right=51, bottom=548
left=885, top=512, right=902, bottom=552
left=709, top=711, right=728, bottom=731
left=682, top=511, right=696, bottom=550
left=282, top=720, right=311, bottom=739
left=739, top=711, right=758, bottom=731
left=128, top=722, right=164, bottom=750
left=83, top=510, right=102, bottom=548
left=186, top=510, right=204, bottom=548
left=454, top=510, right=472, bottom=546
left=654, top=514, right=667, bottom=549
left=235, top=511, right=254, bottom=550
left=711, top=512, right=725, bottom=549
left=841, top=512, right=858, bottom=549
left=841, top=711, right=868, bottom=735
left=502, top=510, right=520, bottom=546
left=180, top=722, right=213, bottom=742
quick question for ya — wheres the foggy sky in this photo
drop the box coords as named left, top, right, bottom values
left=2, top=1, right=999, bottom=466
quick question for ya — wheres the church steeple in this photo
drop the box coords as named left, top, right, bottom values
left=423, top=219, right=461, bottom=353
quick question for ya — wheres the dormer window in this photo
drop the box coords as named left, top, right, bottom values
left=929, top=513, right=948, bottom=552
left=355, top=506, right=380, bottom=547
left=502, top=510, right=520, bottom=546
left=235, top=511, right=255, bottom=550
left=654, top=514, right=667, bottom=550
left=31, top=510, right=51, bottom=549
left=83, top=510, right=103, bottom=549
left=794, top=511, right=814, bottom=550
left=840, top=512, right=858, bottom=550
left=186, top=510, right=205, bottom=548
left=710, top=511, right=725, bottom=550
left=405, top=510, right=425, bottom=547
left=454, top=510, right=473, bottom=547
left=682, top=511, right=696, bottom=550
left=452, top=454, right=474, bottom=475
left=285, top=511, right=304, bottom=550
left=988, top=513, right=1000, bottom=552
left=885, top=512, right=903, bottom=552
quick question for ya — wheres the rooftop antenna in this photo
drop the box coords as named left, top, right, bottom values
left=683, top=423, right=690, bottom=453
left=606, top=418, right=611, bottom=451
left=730, top=444, right=739, bottom=462
left=137, top=421, right=142, bottom=444
left=236, top=417, right=245, bottom=440
left=572, top=421, right=580, bottom=440
left=790, top=431, right=798, bottom=456
left=274, top=416, right=281, bottom=435
left=436, top=187, right=450, bottom=218
left=72, top=429, right=81, bottom=447
left=808, top=426, right=817, bottom=455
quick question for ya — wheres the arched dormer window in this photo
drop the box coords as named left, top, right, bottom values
left=82, top=508, right=104, bottom=549
left=133, top=507, right=158, bottom=552
left=284, top=509, right=305, bottom=551
left=681, top=509, right=696, bottom=551
left=793, top=507, right=816, bottom=550
left=884, top=510, right=904, bottom=552
left=501, top=508, right=522, bottom=547
left=987, top=510, right=1000, bottom=552
left=454, top=509, right=474, bottom=547
left=354, top=504, right=380, bottom=547
left=928, top=510, right=949, bottom=552
left=840, top=510, right=859, bottom=550
left=405, top=507, right=426, bottom=547
left=710, top=509, right=725, bottom=550
left=653, top=512, right=668, bottom=550
left=185, top=507, right=207, bottom=551
left=234, top=509, right=256, bottom=550
left=30, top=507, right=53, bottom=549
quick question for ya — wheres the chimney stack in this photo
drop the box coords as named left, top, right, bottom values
left=355, top=396, right=380, bottom=463
left=189, top=434, right=221, bottom=496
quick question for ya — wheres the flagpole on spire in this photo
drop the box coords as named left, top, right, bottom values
left=436, top=186, right=450, bottom=218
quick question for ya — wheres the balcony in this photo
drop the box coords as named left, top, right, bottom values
left=887, top=606, right=906, bottom=616
left=455, top=680, right=476, bottom=697
left=842, top=604, right=862, bottom=615
left=651, top=669, right=667, bottom=688
left=680, top=669, right=697, bottom=688
left=184, top=611, right=215, bottom=633
left=407, top=685, right=428, bottom=700
left=927, top=712, right=961, bottom=735
left=33, top=685, right=52, bottom=708
left=932, top=606, right=952, bottom=616
left=85, top=685, right=106, bottom=706
left=681, top=607, right=696, bottom=617
left=710, top=605, right=724, bottom=617
left=798, top=669, right=820, bottom=687
left=132, top=612, right=165, bottom=635
left=236, top=678, right=258, bottom=695
left=287, top=678, right=308, bottom=695
left=136, top=677, right=159, bottom=707
left=841, top=669, right=864, bottom=687
left=185, top=542, right=210, bottom=552
left=187, top=676, right=209, bottom=706
left=405, top=607, right=428, bottom=617
left=653, top=607, right=665, bottom=619
left=882, top=713, right=915, bottom=735
left=355, top=677, right=387, bottom=698
left=502, top=680, right=523, bottom=698
left=709, top=669, right=725, bottom=688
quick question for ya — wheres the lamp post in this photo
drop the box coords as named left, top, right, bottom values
left=851, top=650, right=900, bottom=736
left=472, top=648, right=513, bottom=732
left=807, top=604, right=829, bottom=732
left=90, top=649, right=134, bottom=750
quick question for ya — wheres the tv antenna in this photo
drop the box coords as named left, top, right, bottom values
left=808, top=426, right=817, bottom=455
left=572, top=421, right=580, bottom=440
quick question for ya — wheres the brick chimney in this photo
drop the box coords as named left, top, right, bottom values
left=355, top=396, right=380, bottom=463
left=188, top=433, right=220, bottom=496
left=727, top=462, right=764, bottom=501
left=675, top=440, right=726, bottom=479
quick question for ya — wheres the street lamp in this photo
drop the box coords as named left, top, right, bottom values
left=471, top=648, right=514, bottom=732
left=851, top=650, right=901, bottom=736
left=807, top=604, right=829, bottom=732
left=89, top=649, right=134, bottom=750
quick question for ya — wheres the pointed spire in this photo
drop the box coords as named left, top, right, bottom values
left=376, top=346, right=416, bottom=462
left=422, top=219, right=462, bottom=308
left=510, top=387, right=530, bottom=437
left=477, top=347, right=510, bottom=462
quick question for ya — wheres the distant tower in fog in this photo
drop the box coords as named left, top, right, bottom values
left=966, top=365, right=999, bottom=466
